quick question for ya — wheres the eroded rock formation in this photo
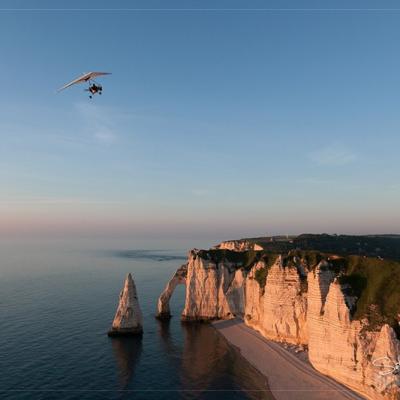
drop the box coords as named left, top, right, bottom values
left=158, top=248, right=400, bottom=399
left=108, top=273, right=143, bottom=336
left=156, top=263, right=187, bottom=319
left=182, top=250, right=246, bottom=320
left=245, top=256, right=308, bottom=344
left=307, top=274, right=400, bottom=399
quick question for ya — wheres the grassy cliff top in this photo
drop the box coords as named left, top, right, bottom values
left=232, top=233, right=400, bottom=261
left=196, top=245, right=400, bottom=333
left=337, top=255, right=400, bottom=332
left=196, top=248, right=269, bottom=270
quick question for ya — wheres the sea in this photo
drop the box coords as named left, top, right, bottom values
left=0, top=238, right=273, bottom=400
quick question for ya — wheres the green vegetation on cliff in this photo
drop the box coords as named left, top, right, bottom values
left=197, top=234, right=400, bottom=333
left=196, top=249, right=262, bottom=270
left=242, top=233, right=400, bottom=261
left=254, top=267, right=269, bottom=288
left=338, top=256, right=400, bottom=332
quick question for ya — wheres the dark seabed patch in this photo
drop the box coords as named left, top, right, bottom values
left=107, top=249, right=187, bottom=262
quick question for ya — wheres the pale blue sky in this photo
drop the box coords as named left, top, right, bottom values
left=0, top=0, right=399, bottom=240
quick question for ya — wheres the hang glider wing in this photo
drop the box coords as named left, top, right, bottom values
left=57, top=72, right=111, bottom=92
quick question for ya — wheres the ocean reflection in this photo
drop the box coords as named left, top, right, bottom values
left=110, top=336, right=143, bottom=389
left=157, top=318, right=180, bottom=355
left=180, top=323, right=273, bottom=400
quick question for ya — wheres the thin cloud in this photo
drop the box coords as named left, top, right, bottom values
left=0, top=196, right=126, bottom=205
left=309, top=145, right=357, bottom=166
left=93, top=128, right=117, bottom=144
left=191, top=189, right=210, bottom=197
left=388, top=184, right=400, bottom=192
left=296, top=177, right=334, bottom=185
left=75, top=102, right=119, bottom=144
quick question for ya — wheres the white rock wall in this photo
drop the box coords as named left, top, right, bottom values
left=160, top=249, right=400, bottom=399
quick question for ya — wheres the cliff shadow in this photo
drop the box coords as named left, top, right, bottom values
left=179, top=322, right=273, bottom=399
left=110, top=336, right=143, bottom=389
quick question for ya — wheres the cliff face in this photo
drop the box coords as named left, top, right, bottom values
left=181, top=250, right=245, bottom=320
left=214, top=240, right=263, bottom=251
left=158, top=249, right=400, bottom=400
left=245, top=257, right=308, bottom=345
left=307, top=270, right=400, bottom=399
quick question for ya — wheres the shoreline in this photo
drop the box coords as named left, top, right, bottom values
left=212, top=319, right=366, bottom=400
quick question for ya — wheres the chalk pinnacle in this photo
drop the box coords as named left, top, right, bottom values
left=108, top=273, right=143, bottom=336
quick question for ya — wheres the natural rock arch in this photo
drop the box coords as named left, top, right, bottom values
left=156, top=264, right=187, bottom=320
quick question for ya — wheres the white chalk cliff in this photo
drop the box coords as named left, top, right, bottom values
left=214, top=240, right=263, bottom=251
left=157, top=249, right=400, bottom=399
left=108, top=273, right=143, bottom=336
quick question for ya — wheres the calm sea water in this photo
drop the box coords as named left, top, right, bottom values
left=0, top=239, right=273, bottom=400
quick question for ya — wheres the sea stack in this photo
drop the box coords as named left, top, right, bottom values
left=108, top=273, right=143, bottom=336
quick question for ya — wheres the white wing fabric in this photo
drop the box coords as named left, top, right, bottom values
left=57, top=72, right=111, bottom=92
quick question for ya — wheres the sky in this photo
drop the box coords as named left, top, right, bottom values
left=0, top=0, right=400, bottom=241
